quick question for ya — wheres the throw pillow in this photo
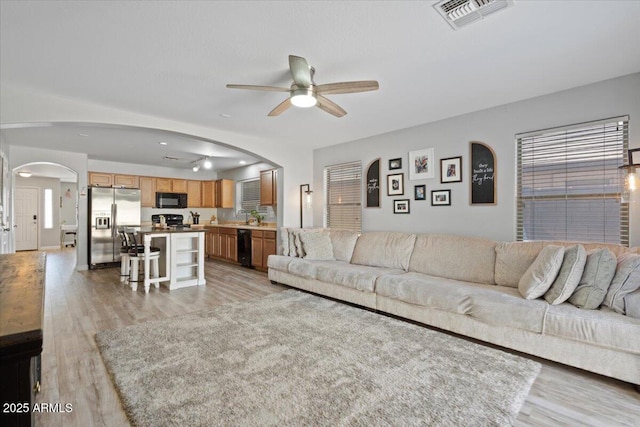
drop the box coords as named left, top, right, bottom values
left=300, top=231, right=335, bottom=261
left=623, top=289, right=640, bottom=319
left=602, top=254, right=640, bottom=314
left=329, top=229, right=360, bottom=262
left=568, top=248, right=617, bottom=309
left=292, top=228, right=324, bottom=258
left=518, top=245, right=565, bottom=300
left=280, top=227, right=290, bottom=256
left=544, top=245, right=587, bottom=305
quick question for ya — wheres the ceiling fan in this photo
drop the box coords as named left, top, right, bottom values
left=226, top=55, right=379, bottom=118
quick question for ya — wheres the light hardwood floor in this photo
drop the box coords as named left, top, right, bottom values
left=35, top=248, right=639, bottom=426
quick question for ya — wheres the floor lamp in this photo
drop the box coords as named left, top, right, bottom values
left=300, top=184, right=313, bottom=227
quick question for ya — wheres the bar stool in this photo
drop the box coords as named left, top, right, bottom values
left=118, top=231, right=132, bottom=284
left=124, top=230, right=161, bottom=292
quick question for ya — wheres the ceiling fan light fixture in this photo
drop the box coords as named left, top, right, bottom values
left=290, top=88, right=317, bottom=108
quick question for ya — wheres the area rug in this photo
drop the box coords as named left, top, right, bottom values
left=96, top=290, right=540, bottom=426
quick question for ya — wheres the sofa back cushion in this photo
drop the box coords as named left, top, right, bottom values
left=408, top=234, right=496, bottom=285
left=602, top=254, right=640, bottom=314
left=329, top=229, right=360, bottom=262
left=351, top=232, right=416, bottom=271
left=568, top=248, right=617, bottom=309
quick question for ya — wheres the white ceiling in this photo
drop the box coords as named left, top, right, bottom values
left=1, top=1, right=640, bottom=171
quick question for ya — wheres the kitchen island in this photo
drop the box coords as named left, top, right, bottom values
left=134, top=227, right=206, bottom=292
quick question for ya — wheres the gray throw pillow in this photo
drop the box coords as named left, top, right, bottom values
left=623, top=289, right=640, bottom=319
left=568, top=248, right=617, bottom=309
left=544, top=245, right=587, bottom=305
left=518, top=245, right=565, bottom=300
left=602, top=254, right=640, bottom=314
left=300, top=231, right=335, bottom=261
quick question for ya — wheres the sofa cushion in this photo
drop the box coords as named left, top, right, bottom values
left=602, top=254, right=640, bottom=314
left=287, top=258, right=346, bottom=280
left=544, top=245, right=587, bottom=305
left=300, top=231, right=334, bottom=261
left=568, top=248, right=617, bottom=309
left=316, top=264, right=405, bottom=293
left=288, top=228, right=324, bottom=257
left=495, top=241, right=548, bottom=287
left=376, top=272, right=478, bottom=315
left=544, top=303, right=640, bottom=354
left=267, top=254, right=295, bottom=272
left=468, top=286, right=548, bottom=333
left=351, top=232, right=416, bottom=271
left=408, top=234, right=496, bottom=285
left=518, top=245, right=565, bottom=300
left=280, top=227, right=290, bottom=256
left=329, top=229, right=360, bottom=262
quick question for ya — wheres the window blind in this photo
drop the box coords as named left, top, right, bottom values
left=324, top=161, right=362, bottom=232
left=240, top=179, right=265, bottom=213
left=516, top=116, right=629, bottom=245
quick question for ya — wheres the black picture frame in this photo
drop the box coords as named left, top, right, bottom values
left=414, top=185, right=426, bottom=200
left=431, top=190, right=451, bottom=206
left=387, top=173, right=404, bottom=196
left=393, top=199, right=410, bottom=214
left=629, top=148, right=640, bottom=166
left=389, top=158, right=402, bottom=170
left=440, top=156, right=462, bottom=183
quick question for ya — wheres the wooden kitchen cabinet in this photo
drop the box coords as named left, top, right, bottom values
left=201, top=181, right=216, bottom=208
left=113, top=174, right=139, bottom=188
left=262, top=231, right=277, bottom=267
left=187, top=180, right=202, bottom=207
left=221, top=228, right=238, bottom=261
left=172, top=179, right=188, bottom=193
left=251, top=230, right=276, bottom=270
left=139, top=176, right=156, bottom=207
left=215, top=179, right=235, bottom=208
left=89, top=172, right=113, bottom=187
left=156, top=178, right=172, bottom=192
left=260, top=169, right=277, bottom=206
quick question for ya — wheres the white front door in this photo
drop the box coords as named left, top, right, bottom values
left=15, top=187, right=39, bottom=251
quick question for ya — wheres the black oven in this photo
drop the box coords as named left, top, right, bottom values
left=155, top=192, right=188, bottom=209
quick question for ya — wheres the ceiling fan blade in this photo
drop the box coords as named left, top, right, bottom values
left=226, top=84, right=289, bottom=92
left=289, top=55, right=312, bottom=88
left=315, top=80, right=379, bottom=95
left=316, top=95, right=347, bottom=118
left=268, top=98, right=292, bottom=117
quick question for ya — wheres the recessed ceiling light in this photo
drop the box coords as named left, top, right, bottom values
left=78, top=133, right=89, bottom=137
left=239, top=160, right=247, bottom=165
left=159, top=141, right=168, bottom=146
left=18, top=172, right=32, bottom=178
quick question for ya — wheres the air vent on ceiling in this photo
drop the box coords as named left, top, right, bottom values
left=434, top=0, right=514, bottom=30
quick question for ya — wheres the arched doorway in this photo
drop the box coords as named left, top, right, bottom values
left=12, top=162, right=78, bottom=256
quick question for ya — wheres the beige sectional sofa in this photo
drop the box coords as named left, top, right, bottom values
left=267, top=229, right=640, bottom=385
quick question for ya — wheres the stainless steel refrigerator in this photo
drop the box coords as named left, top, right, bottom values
left=88, top=187, right=141, bottom=268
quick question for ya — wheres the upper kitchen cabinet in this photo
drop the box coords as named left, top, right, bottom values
left=187, top=180, right=202, bottom=207
left=201, top=181, right=215, bottom=208
left=260, top=169, right=277, bottom=206
left=89, top=172, right=138, bottom=188
left=88, top=172, right=113, bottom=187
left=156, top=178, right=187, bottom=193
left=113, top=174, right=139, bottom=188
left=215, top=179, right=234, bottom=208
left=139, top=176, right=156, bottom=207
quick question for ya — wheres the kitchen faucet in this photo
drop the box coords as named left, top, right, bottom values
left=237, top=210, right=249, bottom=224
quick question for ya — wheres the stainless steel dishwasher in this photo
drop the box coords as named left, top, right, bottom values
left=237, top=229, right=252, bottom=267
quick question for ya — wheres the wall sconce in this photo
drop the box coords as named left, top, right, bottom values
left=300, top=184, right=313, bottom=227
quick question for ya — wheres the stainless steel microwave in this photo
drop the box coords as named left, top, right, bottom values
left=155, top=192, right=188, bottom=209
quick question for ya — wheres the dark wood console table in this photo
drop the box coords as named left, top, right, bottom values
left=0, top=252, right=46, bottom=427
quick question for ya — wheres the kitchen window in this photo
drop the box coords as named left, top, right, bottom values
left=516, top=116, right=628, bottom=245
left=323, top=160, right=362, bottom=232
left=238, top=179, right=266, bottom=214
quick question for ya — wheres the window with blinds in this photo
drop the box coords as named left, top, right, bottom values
left=516, top=116, right=629, bottom=246
left=323, top=161, right=362, bottom=232
left=239, top=179, right=265, bottom=213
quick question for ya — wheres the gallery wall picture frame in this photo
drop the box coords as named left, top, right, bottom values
left=409, top=148, right=435, bottom=180
left=366, top=158, right=381, bottom=208
left=629, top=148, right=640, bottom=166
left=470, top=141, right=497, bottom=205
left=393, top=199, right=410, bottom=214
left=414, top=185, right=426, bottom=201
left=440, top=156, right=462, bottom=183
left=431, top=189, right=451, bottom=206
left=387, top=173, right=404, bottom=196
left=389, top=158, right=402, bottom=170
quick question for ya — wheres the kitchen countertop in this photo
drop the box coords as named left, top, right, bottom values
left=204, top=224, right=277, bottom=231
left=138, top=226, right=207, bottom=234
